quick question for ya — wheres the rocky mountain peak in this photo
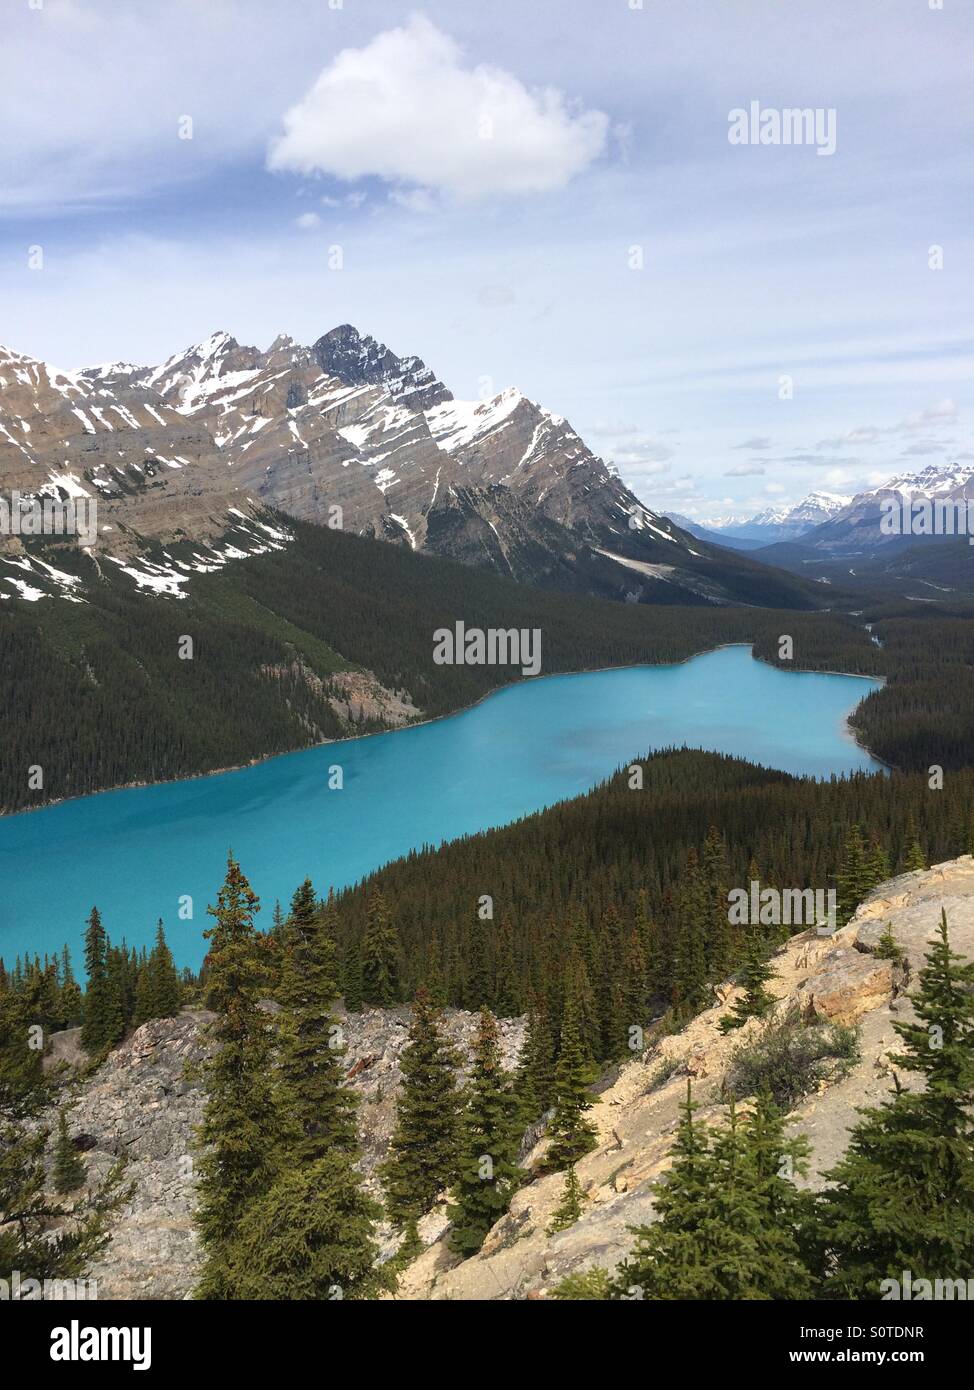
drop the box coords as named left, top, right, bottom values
left=312, top=323, right=453, bottom=410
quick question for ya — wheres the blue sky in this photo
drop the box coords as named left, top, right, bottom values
left=1, top=0, right=971, bottom=519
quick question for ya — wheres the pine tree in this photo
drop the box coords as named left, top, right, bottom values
left=380, top=988, right=461, bottom=1226
left=0, top=1114, right=126, bottom=1284
left=52, top=1108, right=87, bottom=1194
left=547, top=987, right=597, bottom=1170
left=719, top=924, right=776, bottom=1033
left=277, top=879, right=357, bottom=1161
left=672, top=849, right=710, bottom=1017
left=134, top=921, right=182, bottom=1026
left=874, top=922, right=905, bottom=964
left=448, top=1007, right=524, bottom=1256
left=80, top=908, right=122, bottom=1054
left=360, top=887, right=401, bottom=1006
left=194, top=855, right=283, bottom=1300
left=819, top=910, right=974, bottom=1297
left=616, top=1084, right=814, bottom=1299
left=515, top=999, right=556, bottom=1123
left=222, top=1152, right=395, bottom=1300
left=548, top=1165, right=584, bottom=1234
left=341, top=941, right=364, bottom=1013
left=837, top=825, right=869, bottom=925
left=903, top=824, right=927, bottom=873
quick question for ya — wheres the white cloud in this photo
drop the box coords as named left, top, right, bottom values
left=267, top=15, right=608, bottom=201
left=389, top=188, right=437, bottom=214
left=294, top=212, right=321, bottom=229
left=724, top=462, right=765, bottom=476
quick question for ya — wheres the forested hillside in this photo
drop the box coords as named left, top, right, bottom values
left=334, top=749, right=974, bottom=1026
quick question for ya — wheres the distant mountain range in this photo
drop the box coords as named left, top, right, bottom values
left=669, top=491, right=852, bottom=547
left=1, top=326, right=819, bottom=610
left=670, top=466, right=974, bottom=596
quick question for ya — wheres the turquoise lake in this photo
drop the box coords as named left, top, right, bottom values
left=0, top=645, right=883, bottom=971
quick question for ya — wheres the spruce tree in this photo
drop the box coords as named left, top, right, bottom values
left=837, top=825, right=869, bottom=925
left=719, top=924, right=776, bottom=1033
left=59, top=948, right=83, bottom=1029
left=341, top=941, right=364, bottom=1013
left=614, top=1081, right=713, bottom=1299
left=423, top=933, right=448, bottom=1008
left=277, top=880, right=357, bottom=1161
left=80, top=907, right=121, bottom=1054
left=672, top=849, right=710, bottom=1018
left=448, top=1007, right=524, bottom=1256
left=222, top=1152, right=395, bottom=1300
left=380, top=988, right=461, bottom=1226
left=903, top=829, right=927, bottom=873
left=52, top=1108, right=87, bottom=1194
left=702, top=826, right=733, bottom=978
left=194, top=855, right=283, bottom=1300
left=1, top=1116, right=126, bottom=1284
left=134, top=921, right=182, bottom=1026
left=874, top=922, right=905, bottom=964
left=150, top=921, right=182, bottom=1017
left=515, top=999, right=556, bottom=1123
left=819, top=910, right=974, bottom=1297
left=547, top=987, right=597, bottom=1170
left=865, top=839, right=891, bottom=892
left=360, top=887, right=401, bottom=1006
left=548, top=1165, right=584, bottom=1234
left=221, top=881, right=387, bottom=1300
left=616, top=1085, right=814, bottom=1299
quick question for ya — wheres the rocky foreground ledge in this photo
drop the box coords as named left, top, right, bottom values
left=44, top=1005, right=523, bottom=1299
left=41, top=857, right=974, bottom=1300
left=399, top=857, right=974, bottom=1299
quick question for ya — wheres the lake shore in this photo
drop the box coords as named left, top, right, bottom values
left=0, top=642, right=887, bottom=820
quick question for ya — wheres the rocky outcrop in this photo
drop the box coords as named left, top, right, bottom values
left=45, top=1004, right=524, bottom=1300
left=397, top=858, right=974, bottom=1299
left=46, top=858, right=974, bottom=1301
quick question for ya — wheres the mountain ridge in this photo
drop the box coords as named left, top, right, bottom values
left=1, top=326, right=828, bottom=610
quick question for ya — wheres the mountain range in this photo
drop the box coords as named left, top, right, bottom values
left=669, top=491, right=853, bottom=547
left=0, top=327, right=819, bottom=610
left=670, top=468, right=974, bottom=596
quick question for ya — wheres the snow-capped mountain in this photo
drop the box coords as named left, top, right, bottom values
left=1, top=326, right=815, bottom=608
left=670, top=492, right=852, bottom=546
left=772, top=465, right=974, bottom=559
left=785, top=491, right=855, bottom=526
